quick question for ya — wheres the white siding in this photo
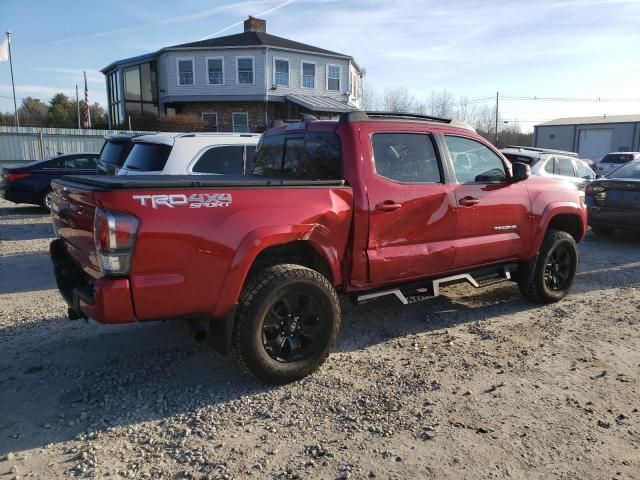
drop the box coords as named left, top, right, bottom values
left=265, top=49, right=350, bottom=97
left=162, top=49, right=266, bottom=97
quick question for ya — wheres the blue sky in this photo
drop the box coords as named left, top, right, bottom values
left=2, top=0, right=640, bottom=129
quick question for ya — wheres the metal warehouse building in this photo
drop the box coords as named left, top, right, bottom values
left=533, top=114, right=640, bottom=161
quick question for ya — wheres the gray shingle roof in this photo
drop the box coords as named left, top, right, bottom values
left=167, top=31, right=350, bottom=58
left=285, top=94, right=358, bottom=113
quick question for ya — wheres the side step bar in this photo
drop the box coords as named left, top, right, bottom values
left=356, top=266, right=512, bottom=305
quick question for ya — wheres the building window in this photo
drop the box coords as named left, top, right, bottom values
left=237, top=57, right=254, bottom=85
left=274, top=58, right=289, bottom=86
left=123, top=62, right=158, bottom=119
left=301, top=62, right=315, bottom=89
left=107, top=70, right=122, bottom=125
left=327, top=64, right=341, bottom=91
left=177, top=58, right=194, bottom=86
left=202, top=112, right=218, bottom=132
left=233, top=112, right=249, bottom=132
left=207, top=57, right=224, bottom=85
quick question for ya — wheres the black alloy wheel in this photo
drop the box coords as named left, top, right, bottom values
left=262, top=288, right=330, bottom=363
left=544, top=245, right=572, bottom=291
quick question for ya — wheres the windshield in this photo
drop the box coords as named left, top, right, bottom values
left=123, top=143, right=173, bottom=172
left=606, top=160, right=640, bottom=179
left=99, top=141, right=128, bottom=166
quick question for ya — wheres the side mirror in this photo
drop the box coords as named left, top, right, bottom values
left=511, top=162, right=531, bottom=182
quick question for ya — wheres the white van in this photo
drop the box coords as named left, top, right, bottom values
left=117, top=132, right=261, bottom=175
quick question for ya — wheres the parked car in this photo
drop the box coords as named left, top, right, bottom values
left=117, top=132, right=261, bottom=176
left=0, top=153, right=99, bottom=210
left=586, top=159, right=640, bottom=235
left=501, top=146, right=595, bottom=190
left=49, top=112, right=587, bottom=384
left=96, top=133, right=145, bottom=175
left=594, top=152, right=640, bottom=177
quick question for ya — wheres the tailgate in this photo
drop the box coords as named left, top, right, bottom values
left=51, top=181, right=101, bottom=278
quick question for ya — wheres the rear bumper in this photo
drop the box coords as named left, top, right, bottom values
left=588, top=206, right=640, bottom=231
left=0, top=186, right=39, bottom=205
left=50, top=239, right=136, bottom=323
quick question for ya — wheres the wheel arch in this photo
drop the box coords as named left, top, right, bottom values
left=212, top=225, right=341, bottom=318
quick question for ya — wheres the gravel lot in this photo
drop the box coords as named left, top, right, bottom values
left=1, top=197, right=639, bottom=480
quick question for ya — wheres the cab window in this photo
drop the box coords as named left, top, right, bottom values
left=444, top=136, right=506, bottom=183
left=371, top=133, right=442, bottom=183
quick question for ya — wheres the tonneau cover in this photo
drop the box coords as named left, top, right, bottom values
left=53, top=174, right=346, bottom=190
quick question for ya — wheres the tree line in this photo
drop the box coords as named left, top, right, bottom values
left=0, top=93, right=108, bottom=128
left=362, top=85, right=533, bottom=148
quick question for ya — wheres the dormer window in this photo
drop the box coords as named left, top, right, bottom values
left=327, top=64, right=341, bottom=91
left=237, top=57, right=255, bottom=85
left=301, top=62, right=315, bottom=89
left=274, top=58, right=290, bottom=86
left=177, top=58, right=194, bottom=86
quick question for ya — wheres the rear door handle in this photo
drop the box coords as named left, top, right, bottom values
left=375, top=200, right=403, bottom=212
left=459, top=196, right=479, bottom=207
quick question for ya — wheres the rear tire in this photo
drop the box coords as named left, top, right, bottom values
left=41, top=188, right=53, bottom=212
left=518, top=229, right=578, bottom=304
left=232, top=264, right=341, bottom=384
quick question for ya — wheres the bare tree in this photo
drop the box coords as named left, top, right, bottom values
left=426, top=89, right=454, bottom=118
left=382, top=86, right=416, bottom=112
left=361, top=81, right=380, bottom=111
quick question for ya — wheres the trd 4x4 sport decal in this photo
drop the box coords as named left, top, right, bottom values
left=132, top=193, right=232, bottom=209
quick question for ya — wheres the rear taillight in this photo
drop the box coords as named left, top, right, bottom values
left=93, top=208, right=139, bottom=275
left=7, top=173, right=31, bottom=182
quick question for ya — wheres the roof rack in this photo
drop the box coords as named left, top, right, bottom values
left=339, top=111, right=475, bottom=131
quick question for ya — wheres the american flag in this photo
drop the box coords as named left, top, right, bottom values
left=82, top=71, right=91, bottom=128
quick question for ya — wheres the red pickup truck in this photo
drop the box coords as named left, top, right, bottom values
left=50, top=112, right=587, bottom=384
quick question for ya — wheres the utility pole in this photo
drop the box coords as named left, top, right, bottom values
left=6, top=31, right=19, bottom=127
left=494, top=91, right=499, bottom=146
left=75, top=84, right=81, bottom=129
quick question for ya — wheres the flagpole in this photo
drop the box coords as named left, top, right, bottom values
left=6, top=31, right=19, bottom=127
left=75, top=84, right=81, bottom=129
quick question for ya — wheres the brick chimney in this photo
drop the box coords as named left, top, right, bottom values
left=244, top=16, right=266, bottom=33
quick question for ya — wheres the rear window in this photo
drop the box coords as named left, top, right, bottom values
left=601, top=153, right=633, bottom=164
left=99, top=141, right=128, bottom=166
left=192, top=145, right=245, bottom=174
left=607, top=161, right=640, bottom=179
left=123, top=143, right=173, bottom=172
left=252, top=133, right=342, bottom=180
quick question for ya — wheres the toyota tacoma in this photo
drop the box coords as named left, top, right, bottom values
left=49, top=112, right=587, bottom=384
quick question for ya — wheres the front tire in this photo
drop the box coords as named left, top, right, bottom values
left=232, top=264, right=341, bottom=384
left=518, top=229, right=578, bottom=304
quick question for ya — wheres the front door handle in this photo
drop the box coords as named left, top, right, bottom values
left=459, top=196, right=479, bottom=207
left=375, top=200, right=403, bottom=212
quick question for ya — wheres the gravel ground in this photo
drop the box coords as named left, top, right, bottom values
left=1, top=197, right=639, bottom=480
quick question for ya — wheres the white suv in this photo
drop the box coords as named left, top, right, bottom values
left=118, top=132, right=261, bottom=176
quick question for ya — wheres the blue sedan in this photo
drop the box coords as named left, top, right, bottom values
left=0, top=153, right=99, bottom=210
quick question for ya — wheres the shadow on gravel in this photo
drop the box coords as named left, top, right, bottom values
left=0, top=205, right=47, bottom=219
left=0, top=221, right=54, bottom=241
left=0, top=251, right=55, bottom=293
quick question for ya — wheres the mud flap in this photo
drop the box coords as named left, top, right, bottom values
left=208, top=306, right=237, bottom=355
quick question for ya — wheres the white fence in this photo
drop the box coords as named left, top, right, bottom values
left=0, top=126, right=155, bottom=162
